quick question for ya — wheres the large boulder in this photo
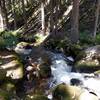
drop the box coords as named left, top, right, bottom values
left=53, top=83, right=82, bottom=100
left=0, top=50, right=23, bottom=80
left=53, top=83, right=99, bottom=100
left=75, top=45, right=100, bottom=73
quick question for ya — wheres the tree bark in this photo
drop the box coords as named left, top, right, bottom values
left=0, top=0, right=9, bottom=30
left=0, top=6, right=4, bottom=30
left=41, top=0, right=46, bottom=35
left=22, top=0, right=28, bottom=30
left=49, top=0, right=54, bottom=33
left=54, top=0, right=60, bottom=34
left=12, top=0, right=17, bottom=30
left=93, top=0, right=100, bottom=38
left=70, top=0, right=79, bottom=43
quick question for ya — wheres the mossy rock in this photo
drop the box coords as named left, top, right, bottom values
left=53, top=83, right=82, bottom=100
left=16, top=42, right=30, bottom=47
left=75, top=45, right=100, bottom=73
left=75, top=59, right=100, bottom=73
left=75, top=51, right=86, bottom=61
left=94, top=70, right=100, bottom=75
left=14, top=42, right=32, bottom=55
left=0, top=50, right=24, bottom=80
left=25, top=94, right=49, bottom=100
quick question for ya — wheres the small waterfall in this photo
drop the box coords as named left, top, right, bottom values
left=50, top=52, right=100, bottom=98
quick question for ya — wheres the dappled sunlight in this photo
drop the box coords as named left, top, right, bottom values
left=0, top=0, right=100, bottom=99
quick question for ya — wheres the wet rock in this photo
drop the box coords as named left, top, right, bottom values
left=26, top=48, right=52, bottom=79
left=14, top=42, right=32, bottom=55
left=25, top=94, right=49, bottom=100
left=75, top=45, right=100, bottom=73
left=53, top=83, right=82, bottom=100
left=0, top=50, right=23, bottom=80
left=70, top=78, right=83, bottom=86
left=53, top=83, right=99, bottom=100
left=94, top=70, right=100, bottom=75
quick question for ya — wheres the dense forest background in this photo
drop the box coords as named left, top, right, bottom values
left=0, top=0, right=100, bottom=43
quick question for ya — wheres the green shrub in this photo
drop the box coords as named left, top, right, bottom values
left=95, top=33, right=100, bottom=44
left=44, top=37, right=71, bottom=50
left=79, top=32, right=95, bottom=45
left=0, top=31, right=19, bottom=49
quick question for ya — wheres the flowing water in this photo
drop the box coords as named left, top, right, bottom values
left=50, top=52, right=100, bottom=98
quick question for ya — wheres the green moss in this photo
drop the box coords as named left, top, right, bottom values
left=75, top=51, right=86, bottom=61
left=53, top=84, right=72, bottom=100
left=0, top=31, right=18, bottom=49
left=25, top=94, right=49, bottom=100
left=75, top=59, right=100, bottom=72
left=16, top=42, right=30, bottom=47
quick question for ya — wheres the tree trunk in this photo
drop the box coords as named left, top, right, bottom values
left=54, top=0, right=60, bottom=35
left=41, top=0, right=46, bottom=35
left=49, top=0, right=54, bottom=33
left=0, top=0, right=9, bottom=30
left=12, top=0, right=17, bottom=30
left=0, top=6, right=4, bottom=30
left=70, top=0, right=79, bottom=43
left=93, top=0, right=100, bottom=38
left=22, top=0, right=28, bottom=30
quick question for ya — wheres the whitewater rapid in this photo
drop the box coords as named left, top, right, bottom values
left=50, top=53, right=100, bottom=98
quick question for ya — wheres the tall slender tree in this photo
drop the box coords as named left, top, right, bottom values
left=49, top=0, right=54, bottom=33
left=93, top=0, right=100, bottom=38
left=12, top=0, right=17, bottom=29
left=70, top=0, right=79, bottom=43
left=0, top=0, right=9, bottom=29
left=22, top=0, right=28, bottom=30
left=0, top=6, right=4, bottom=30
left=41, top=0, right=46, bottom=35
left=54, top=0, right=60, bottom=34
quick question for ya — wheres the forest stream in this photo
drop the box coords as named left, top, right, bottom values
left=1, top=42, right=100, bottom=100
left=48, top=51, right=100, bottom=99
